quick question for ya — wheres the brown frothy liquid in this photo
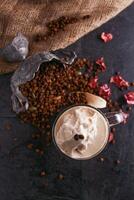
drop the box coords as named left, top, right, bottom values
left=53, top=106, right=109, bottom=160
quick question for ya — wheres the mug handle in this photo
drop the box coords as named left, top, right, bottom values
left=104, top=112, right=124, bottom=127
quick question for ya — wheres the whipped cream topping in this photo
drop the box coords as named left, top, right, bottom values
left=55, top=106, right=107, bottom=159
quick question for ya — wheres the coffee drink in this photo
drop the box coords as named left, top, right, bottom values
left=53, top=105, right=109, bottom=159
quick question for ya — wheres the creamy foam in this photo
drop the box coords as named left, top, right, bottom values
left=54, top=106, right=109, bottom=159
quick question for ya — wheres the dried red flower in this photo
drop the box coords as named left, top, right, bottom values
left=96, top=57, right=106, bottom=71
left=108, top=132, right=114, bottom=143
left=110, top=75, right=129, bottom=88
left=101, top=32, right=113, bottom=43
left=124, top=92, right=134, bottom=105
left=99, top=84, right=111, bottom=100
left=88, top=76, right=98, bottom=88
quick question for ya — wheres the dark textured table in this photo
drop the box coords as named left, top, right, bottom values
left=0, top=3, right=134, bottom=200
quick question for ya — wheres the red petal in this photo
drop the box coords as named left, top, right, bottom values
left=88, top=76, right=98, bottom=88
left=120, top=110, right=129, bottom=124
left=99, top=84, right=111, bottom=100
left=96, top=57, right=106, bottom=71
left=110, top=75, right=129, bottom=88
left=108, top=132, right=114, bottom=143
left=124, top=92, right=134, bottom=104
left=122, top=112, right=129, bottom=124
left=101, top=32, right=113, bottom=43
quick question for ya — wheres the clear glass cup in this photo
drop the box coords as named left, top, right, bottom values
left=52, top=105, right=124, bottom=160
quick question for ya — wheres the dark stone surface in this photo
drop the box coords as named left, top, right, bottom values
left=0, top=3, right=134, bottom=200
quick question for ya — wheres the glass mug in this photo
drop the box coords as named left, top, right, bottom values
left=52, top=105, right=124, bottom=160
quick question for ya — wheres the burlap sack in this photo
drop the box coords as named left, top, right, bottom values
left=0, top=0, right=133, bottom=74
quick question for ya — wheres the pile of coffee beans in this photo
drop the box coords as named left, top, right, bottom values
left=34, top=14, right=90, bottom=42
left=34, top=16, right=78, bottom=42
left=19, top=58, right=101, bottom=131
left=46, top=16, right=78, bottom=36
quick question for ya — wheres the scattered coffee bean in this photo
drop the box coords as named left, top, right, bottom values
left=27, top=143, right=33, bottom=149
left=58, top=174, right=64, bottom=180
left=39, top=150, right=44, bottom=155
left=100, top=157, right=105, bottom=162
left=40, top=171, right=46, bottom=176
left=127, top=106, right=132, bottom=111
left=82, top=15, right=91, bottom=20
left=4, top=121, right=12, bottom=131
left=130, top=82, right=134, bottom=86
left=34, top=34, right=44, bottom=42
left=114, top=159, right=121, bottom=165
left=32, top=133, right=41, bottom=139
left=35, top=148, right=40, bottom=153
left=119, top=88, right=124, bottom=91
left=115, top=72, right=120, bottom=75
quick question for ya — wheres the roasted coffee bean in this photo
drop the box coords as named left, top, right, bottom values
left=79, top=134, right=84, bottom=140
left=4, top=121, right=12, bottom=131
left=74, top=134, right=79, bottom=141
left=40, top=171, right=46, bottom=176
left=100, top=157, right=105, bottom=162
left=114, top=160, right=121, bottom=165
left=82, top=15, right=91, bottom=20
left=130, top=82, right=134, bottom=86
left=127, top=106, right=132, bottom=111
left=27, top=143, right=33, bottom=149
left=58, top=174, right=64, bottom=180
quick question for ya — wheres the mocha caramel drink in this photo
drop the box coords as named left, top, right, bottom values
left=53, top=106, right=109, bottom=160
